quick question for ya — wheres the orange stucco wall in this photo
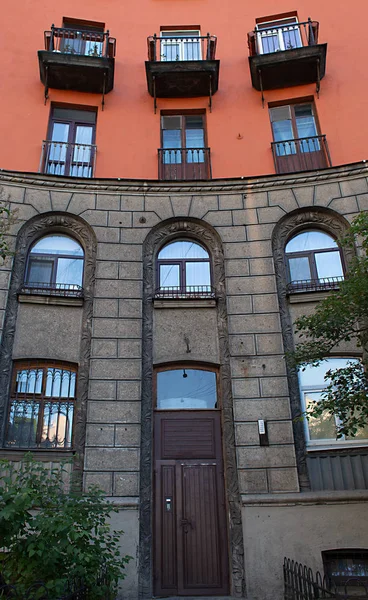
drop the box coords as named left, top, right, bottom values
left=1, top=0, right=367, bottom=179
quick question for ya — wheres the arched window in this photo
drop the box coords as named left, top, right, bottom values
left=156, top=240, right=212, bottom=298
left=25, top=234, right=84, bottom=295
left=5, top=360, right=77, bottom=449
left=285, top=230, right=344, bottom=291
left=156, top=367, right=217, bottom=409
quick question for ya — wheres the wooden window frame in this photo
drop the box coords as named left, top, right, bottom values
left=156, top=238, right=212, bottom=297
left=5, top=360, right=77, bottom=450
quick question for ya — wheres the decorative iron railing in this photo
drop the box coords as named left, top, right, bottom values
left=147, top=34, right=217, bottom=62
left=248, top=19, right=319, bottom=57
left=44, top=25, right=116, bottom=58
left=286, top=276, right=343, bottom=294
left=284, top=557, right=368, bottom=600
left=155, top=285, right=216, bottom=299
left=271, top=135, right=332, bottom=174
left=158, top=147, right=211, bottom=180
left=19, top=282, right=84, bottom=298
left=39, top=141, right=97, bottom=178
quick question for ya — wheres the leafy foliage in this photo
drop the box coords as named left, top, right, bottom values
left=288, top=212, right=368, bottom=438
left=0, top=456, right=131, bottom=599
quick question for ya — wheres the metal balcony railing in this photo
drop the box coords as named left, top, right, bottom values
left=39, top=141, right=97, bottom=178
left=44, top=25, right=116, bottom=58
left=158, top=148, right=211, bottom=180
left=248, top=19, right=319, bottom=57
left=271, top=135, right=332, bottom=174
left=287, top=276, right=343, bottom=294
left=147, top=34, right=217, bottom=62
left=155, top=285, right=216, bottom=299
left=20, top=282, right=84, bottom=298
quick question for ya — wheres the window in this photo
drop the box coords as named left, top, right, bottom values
left=24, top=234, right=84, bottom=295
left=323, top=550, right=368, bottom=589
left=270, top=103, right=330, bottom=173
left=256, top=16, right=302, bottom=55
left=299, top=359, right=368, bottom=446
left=160, top=30, right=201, bottom=61
left=156, top=368, right=217, bottom=409
left=285, top=230, right=344, bottom=291
left=42, top=107, right=97, bottom=178
left=156, top=239, right=212, bottom=297
left=59, top=19, right=105, bottom=57
left=5, top=361, right=77, bottom=449
left=159, top=114, right=210, bottom=180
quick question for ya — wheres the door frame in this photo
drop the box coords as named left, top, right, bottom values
left=139, top=219, right=246, bottom=599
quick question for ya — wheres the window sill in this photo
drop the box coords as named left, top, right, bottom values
left=288, top=290, right=333, bottom=303
left=153, top=298, right=217, bottom=309
left=306, top=442, right=368, bottom=452
left=0, top=448, right=75, bottom=461
left=18, top=293, right=84, bottom=307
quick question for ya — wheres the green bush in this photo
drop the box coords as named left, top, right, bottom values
left=0, top=455, right=131, bottom=599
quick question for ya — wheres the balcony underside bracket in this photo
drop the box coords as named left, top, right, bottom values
left=316, top=58, right=320, bottom=97
left=153, top=76, right=157, bottom=114
left=258, top=70, right=265, bottom=108
left=209, top=75, right=212, bottom=112
left=44, top=66, right=49, bottom=105
left=102, top=71, right=106, bottom=111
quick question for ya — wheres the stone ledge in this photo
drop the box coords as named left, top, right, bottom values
left=241, top=490, right=368, bottom=506
left=18, top=293, right=84, bottom=307
left=288, top=290, right=334, bottom=303
left=153, top=298, right=216, bottom=309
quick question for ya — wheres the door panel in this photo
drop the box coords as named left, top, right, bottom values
left=154, top=411, right=229, bottom=596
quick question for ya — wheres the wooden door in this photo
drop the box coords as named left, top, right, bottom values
left=154, top=411, right=229, bottom=596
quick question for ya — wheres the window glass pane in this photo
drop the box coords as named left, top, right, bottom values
left=346, top=421, right=368, bottom=440
left=259, top=31, right=280, bottom=54
left=6, top=400, right=39, bottom=448
left=27, top=259, right=53, bottom=285
left=288, top=256, right=311, bottom=282
left=286, top=231, right=338, bottom=253
left=158, top=241, right=209, bottom=260
left=40, top=401, right=74, bottom=448
left=282, top=27, right=302, bottom=50
left=161, top=40, right=181, bottom=61
left=157, top=369, right=217, bottom=409
left=305, top=392, right=337, bottom=440
left=51, top=122, right=69, bottom=143
left=186, top=262, right=211, bottom=288
left=299, top=359, right=358, bottom=388
left=45, top=368, right=76, bottom=398
left=182, top=37, right=201, bottom=60
left=163, top=129, right=182, bottom=164
left=56, top=258, right=84, bottom=287
left=160, top=264, right=180, bottom=288
left=315, top=251, right=344, bottom=279
left=186, top=128, right=205, bottom=163
left=31, top=235, right=84, bottom=256
left=16, top=368, right=43, bottom=394
left=272, top=119, right=296, bottom=155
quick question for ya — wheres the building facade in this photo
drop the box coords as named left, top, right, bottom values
left=0, top=0, right=368, bottom=599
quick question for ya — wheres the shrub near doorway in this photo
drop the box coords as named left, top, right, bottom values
left=0, top=455, right=131, bottom=599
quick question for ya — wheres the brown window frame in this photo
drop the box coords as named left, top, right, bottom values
left=5, top=360, right=77, bottom=450
left=156, top=238, right=213, bottom=298
left=322, top=550, right=368, bottom=588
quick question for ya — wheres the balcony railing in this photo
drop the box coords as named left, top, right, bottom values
left=45, top=26, right=115, bottom=58
left=155, top=286, right=216, bottom=299
left=271, top=135, right=332, bottom=174
left=19, top=282, right=84, bottom=298
left=158, top=148, right=211, bottom=180
left=147, top=34, right=217, bottom=62
left=248, top=19, right=319, bottom=57
left=287, top=276, right=343, bottom=294
left=39, top=141, right=97, bottom=178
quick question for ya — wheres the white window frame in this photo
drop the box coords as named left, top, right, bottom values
left=256, top=17, right=302, bottom=55
left=160, top=30, right=201, bottom=62
left=299, top=358, right=368, bottom=450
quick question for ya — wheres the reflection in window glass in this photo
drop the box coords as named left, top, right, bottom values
left=288, top=256, right=311, bottom=281
left=157, top=369, right=217, bottom=409
left=160, top=264, right=180, bottom=288
left=299, top=359, right=368, bottom=444
left=159, top=241, right=209, bottom=260
left=315, top=251, right=344, bottom=280
left=186, top=262, right=211, bottom=287
left=26, top=234, right=84, bottom=290
left=286, top=231, right=338, bottom=253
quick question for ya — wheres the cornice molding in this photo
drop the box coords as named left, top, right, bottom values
left=0, top=162, right=367, bottom=195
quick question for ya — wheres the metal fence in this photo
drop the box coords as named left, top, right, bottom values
left=44, top=26, right=115, bottom=59
left=155, top=285, right=216, bottom=299
left=39, top=141, right=97, bottom=178
left=158, top=147, right=211, bottom=180
left=147, top=33, right=217, bottom=62
left=284, top=557, right=368, bottom=600
left=248, top=19, right=319, bottom=57
left=271, top=135, right=331, bottom=174
left=286, top=276, right=343, bottom=294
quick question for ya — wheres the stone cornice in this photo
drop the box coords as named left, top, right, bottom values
left=0, top=162, right=367, bottom=195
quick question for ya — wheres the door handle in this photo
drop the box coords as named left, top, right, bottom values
left=180, top=518, right=193, bottom=533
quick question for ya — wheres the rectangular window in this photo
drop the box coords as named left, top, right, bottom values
left=270, top=102, right=330, bottom=173
left=159, top=113, right=210, bottom=180
left=323, top=550, right=368, bottom=591
left=299, top=359, right=368, bottom=447
left=256, top=16, right=302, bottom=55
left=5, top=361, right=77, bottom=449
left=59, top=18, right=105, bottom=57
left=42, top=107, right=97, bottom=178
left=160, top=30, right=201, bottom=61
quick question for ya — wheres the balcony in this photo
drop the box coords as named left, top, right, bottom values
left=158, top=148, right=211, bottom=180
left=38, top=25, right=116, bottom=98
left=248, top=19, right=327, bottom=93
left=39, top=140, right=97, bottom=178
left=155, top=285, right=216, bottom=299
left=145, top=34, right=219, bottom=109
left=271, top=134, right=331, bottom=174
left=286, top=276, right=343, bottom=294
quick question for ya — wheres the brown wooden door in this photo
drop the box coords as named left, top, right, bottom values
left=154, top=411, right=229, bottom=596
